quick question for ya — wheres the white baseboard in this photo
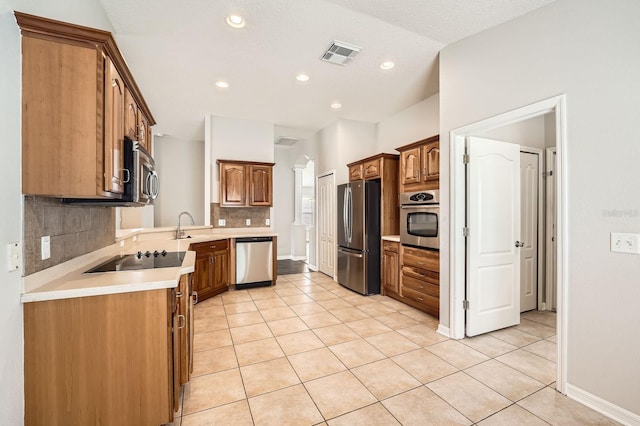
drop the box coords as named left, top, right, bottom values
left=566, top=383, right=640, bottom=426
left=306, top=264, right=318, bottom=271
left=437, top=324, right=451, bottom=338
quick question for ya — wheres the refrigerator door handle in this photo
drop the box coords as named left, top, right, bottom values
left=347, top=187, right=353, bottom=243
left=337, top=246, right=364, bottom=258
left=343, top=188, right=349, bottom=243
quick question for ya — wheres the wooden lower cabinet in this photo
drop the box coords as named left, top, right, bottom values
left=382, top=240, right=400, bottom=294
left=383, top=243, right=440, bottom=318
left=192, top=239, right=230, bottom=302
left=23, top=278, right=193, bottom=426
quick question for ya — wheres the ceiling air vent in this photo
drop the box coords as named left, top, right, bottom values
left=321, top=40, right=362, bottom=66
left=275, top=137, right=298, bottom=146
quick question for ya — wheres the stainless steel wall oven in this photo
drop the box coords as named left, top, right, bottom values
left=400, top=190, right=440, bottom=250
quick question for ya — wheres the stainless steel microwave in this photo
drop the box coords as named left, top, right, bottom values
left=63, top=138, right=158, bottom=206
left=400, top=190, right=440, bottom=250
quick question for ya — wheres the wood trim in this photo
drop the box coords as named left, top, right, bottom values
left=395, top=134, right=440, bottom=152
left=272, top=236, right=278, bottom=285
left=14, top=11, right=155, bottom=125
left=216, top=159, right=275, bottom=167
left=346, top=152, right=399, bottom=168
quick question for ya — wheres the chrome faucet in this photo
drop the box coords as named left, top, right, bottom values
left=176, top=211, right=195, bottom=239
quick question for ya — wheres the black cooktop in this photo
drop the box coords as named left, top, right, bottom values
left=85, top=251, right=186, bottom=273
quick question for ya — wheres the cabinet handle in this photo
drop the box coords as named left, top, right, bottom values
left=121, top=168, right=130, bottom=184
left=418, top=297, right=424, bottom=302
left=192, top=291, right=198, bottom=305
left=177, top=314, right=186, bottom=329
left=176, top=291, right=183, bottom=298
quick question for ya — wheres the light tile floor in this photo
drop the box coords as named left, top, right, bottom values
left=171, top=272, right=618, bottom=425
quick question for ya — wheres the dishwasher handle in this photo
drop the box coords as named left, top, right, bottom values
left=235, top=236, right=273, bottom=243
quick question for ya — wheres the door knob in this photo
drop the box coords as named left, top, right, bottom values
left=515, top=241, right=525, bottom=247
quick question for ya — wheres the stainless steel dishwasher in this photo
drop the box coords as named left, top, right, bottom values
left=235, top=236, right=273, bottom=289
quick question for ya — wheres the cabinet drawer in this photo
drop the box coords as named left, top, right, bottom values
left=402, top=286, right=439, bottom=311
left=401, top=266, right=439, bottom=286
left=192, top=239, right=228, bottom=254
left=349, top=164, right=363, bottom=181
left=402, top=246, right=439, bottom=272
left=402, top=274, right=439, bottom=298
left=362, top=158, right=381, bottom=179
left=382, top=241, right=399, bottom=253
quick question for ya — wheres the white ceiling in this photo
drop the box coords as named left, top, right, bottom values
left=98, top=0, right=554, bottom=141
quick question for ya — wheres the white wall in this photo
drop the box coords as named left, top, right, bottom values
left=478, top=114, right=548, bottom=149
left=273, top=147, right=294, bottom=257
left=440, top=0, right=640, bottom=416
left=377, top=94, right=440, bottom=152
left=208, top=116, right=275, bottom=203
left=0, top=1, right=115, bottom=422
left=154, top=137, right=205, bottom=227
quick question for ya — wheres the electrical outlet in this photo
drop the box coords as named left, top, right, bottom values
left=265, top=218, right=270, bottom=226
left=7, top=242, right=21, bottom=272
left=218, top=219, right=226, bottom=227
left=611, top=232, right=640, bottom=254
left=246, top=219, right=251, bottom=226
left=41, top=236, right=51, bottom=260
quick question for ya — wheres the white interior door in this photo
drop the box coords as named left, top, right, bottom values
left=467, top=137, right=521, bottom=337
left=520, top=151, right=539, bottom=312
left=317, top=173, right=335, bottom=278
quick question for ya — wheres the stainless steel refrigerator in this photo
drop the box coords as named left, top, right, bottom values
left=337, top=180, right=381, bottom=295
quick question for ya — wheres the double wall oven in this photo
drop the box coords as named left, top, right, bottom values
left=400, top=190, right=440, bottom=250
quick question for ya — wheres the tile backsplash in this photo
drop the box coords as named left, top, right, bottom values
left=211, top=203, right=270, bottom=228
left=23, top=196, right=115, bottom=275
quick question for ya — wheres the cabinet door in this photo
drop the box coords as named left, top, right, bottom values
left=220, top=163, right=247, bottom=206
left=212, top=249, right=229, bottom=291
left=104, top=57, right=125, bottom=195
left=423, top=142, right=440, bottom=182
left=138, top=112, right=151, bottom=154
left=363, top=159, right=381, bottom=180
left=382, top=250, right=399, bottom=294
left=171, top=289, right=181, bottom=413
left=349, top=164, right=363, bottom=181
left=193, top=253, right=214, bottom=296
left=249, top=165, right=272, bottom=206
left=124, top=88, right=138, bottom=141
left=400, top=147, right=421, bottom=185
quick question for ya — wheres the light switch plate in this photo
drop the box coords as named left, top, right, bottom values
left=246, top=219, right=251, bottom=226
left=611, top=232, right=640, bottom=254
left=265, top=218, right=270, bottom=226
left=41, top=236, right=51, bottom=260
left=218, top=219, right=226, bottom=227
left=7, top=242, right=21, bottom=272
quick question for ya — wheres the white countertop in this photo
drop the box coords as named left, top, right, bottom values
left=22, top=227, right=277, bottom=303
left=382, top=235, right=401, bottom=242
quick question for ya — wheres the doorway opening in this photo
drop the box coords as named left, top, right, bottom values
left=449, top=95, right=567, bottom=393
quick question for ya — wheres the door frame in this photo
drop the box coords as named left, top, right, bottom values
left=316, top=170, right=336, bottom=280
left=449, top=95, right=568, bottom=394
left=545, top=147, right=557, bottom=311
left=519, top=146, right=545, bottom=311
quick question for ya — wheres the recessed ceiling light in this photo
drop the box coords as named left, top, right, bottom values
left=330, top=102, right=342, bottom=110
left=225, top=15, right=246, bottom=29
left=215, top=80, right=229, bottom=89
left=296, top=74, right=310, bottom=82
left=379, top=61, right=395, bottom=70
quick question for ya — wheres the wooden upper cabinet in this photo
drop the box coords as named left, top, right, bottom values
left=397, top=135, right=440, bottom=192
left=346, top=153, right=400, bottom=235
left=423, top=142, right=440, bottom=181
left=125, top=88, right=138, bottom=141
left=16, top=12, right=156, bottom=199
left=220, top=163, right=247, bottom=206
left=349, top=164, right=363, bottom=181
left=104, top=58, right=125, bottom=195
left=249, top=165, right=272, bottom=206
left=138, top=112, right=152, bottom=154
left=217, top=160, right=275, bottom=207
left=363, top=158, right=381, bottom=179
left=400, top=147, right=421, bottom=185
